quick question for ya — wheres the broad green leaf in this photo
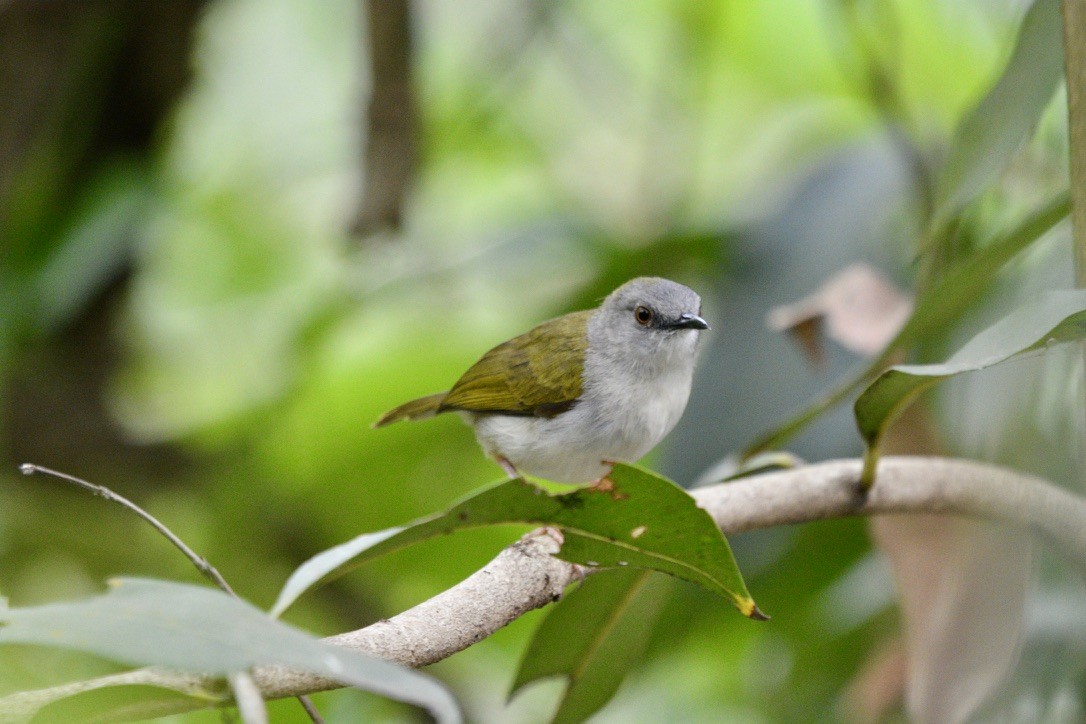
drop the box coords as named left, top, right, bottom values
left=511, top=569, right=671, bottom=724
left=855, top=290, right=1086, bottom=485
left=0, top=578, right=460, bottom=723
left=743, top=193, right=1068, bottom=458
left=931, top=0, right=1063, bottom=227
left=272, top=463, right=762, bottom=619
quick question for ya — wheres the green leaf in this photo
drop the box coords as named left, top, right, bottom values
left=0, top=578, right=460, bottom=723
left=855, top=290, right=1086, bottom=485
left=931, top=0, right=1063, bottom=227
left=272, top=463, right=762, bottom=619
left=741, top=0, right=1068, bottom=461
left=510, top=569, right=671, bottom=724
left=743, top=192, right=1068, bottom=458
left=900, top=192, right=1069, bottom=348
left=271, top=527, right=404, bottom=618
left=696, top=451, right=805, bottom=486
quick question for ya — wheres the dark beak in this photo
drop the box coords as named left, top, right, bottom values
left=674, top=312, right=710, bottom=330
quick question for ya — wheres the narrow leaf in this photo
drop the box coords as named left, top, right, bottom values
left=855, top=290, right=1086, bottom=485
left=229, top=672, right=268, bottom=724
left=273, top=463, right=761, bottom=618
left=899, top=192, right=1070, bottom=349
left=0, top=578, right=460, bottom=723
left=931, top=0, right=1063, bottom=226
left=511, top=569, right=670, bottom=724
left=270, top=527, right=403, bottom=618
left=695, top=451, right=805, bottom=487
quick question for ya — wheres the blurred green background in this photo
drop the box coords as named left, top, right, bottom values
left=1, top=0, right=1082, bottom=721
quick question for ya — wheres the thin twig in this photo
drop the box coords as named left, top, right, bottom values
left=19, top=464, right=237, bottom=597
left=295, top=694, right=324, bottom=723
left=16, top=464, right=325, bottom=724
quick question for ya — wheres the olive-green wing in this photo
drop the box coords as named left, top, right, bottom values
left=439, top=310, right=590, bottom=417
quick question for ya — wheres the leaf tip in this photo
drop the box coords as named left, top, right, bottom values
left=738, top=598, right=769, bottom=621
left=748, top=604, right=771, bottom=622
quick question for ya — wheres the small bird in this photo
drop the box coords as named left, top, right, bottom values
left=374, top=277, right=709, bottom=483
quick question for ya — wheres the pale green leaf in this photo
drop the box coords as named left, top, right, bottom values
left=855, top=290, right=1086, bottom=484
left=270, top=527, right=403, bottom=618
left=0, top=578, right=460, bottom=723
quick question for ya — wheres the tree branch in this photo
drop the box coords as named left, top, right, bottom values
left=4, top=456, right=1085, bottom=721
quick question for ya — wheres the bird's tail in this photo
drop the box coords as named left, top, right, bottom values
left=372, top=392, right=448, bottom=428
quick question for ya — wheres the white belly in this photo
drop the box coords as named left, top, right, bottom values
left=467, top=365, right=693, bottom=483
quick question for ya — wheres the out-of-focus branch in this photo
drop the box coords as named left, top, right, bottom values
left=4, top=457, right=1086, bottom=721
left=351, top=0, right=416, bottom=235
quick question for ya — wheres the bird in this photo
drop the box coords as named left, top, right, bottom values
left=373, top=277, right=709, bottom=483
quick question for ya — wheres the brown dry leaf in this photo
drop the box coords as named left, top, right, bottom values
left=766, top=263, right=913, bottom=364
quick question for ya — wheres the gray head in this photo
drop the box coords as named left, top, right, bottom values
left=589, top=277, right=708, bottom=370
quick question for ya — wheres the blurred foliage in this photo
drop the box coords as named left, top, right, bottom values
left=1, top=0, right=1082, bottom=721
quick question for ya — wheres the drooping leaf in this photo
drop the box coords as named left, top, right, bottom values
left=511, top=569, right=671, bottom=724
left=930, top=0, right=1063, bottom=228
left=272, top=463, right=761, bottom=619
left=741, top=0, right=1068, bottom=462
left=744, top=193, right=1068, bottom=458
left=0, top=578, right=460, bottom=723
left=855, top=290, right=1086, bottom=485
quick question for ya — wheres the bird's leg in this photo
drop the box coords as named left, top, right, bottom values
left=496, top=455, right=520, bottom=479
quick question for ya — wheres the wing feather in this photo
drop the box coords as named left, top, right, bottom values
left=439, top=311, right=589, bottom=417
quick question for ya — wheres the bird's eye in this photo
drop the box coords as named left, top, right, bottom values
left=634, top=306, right=654, bottom=326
